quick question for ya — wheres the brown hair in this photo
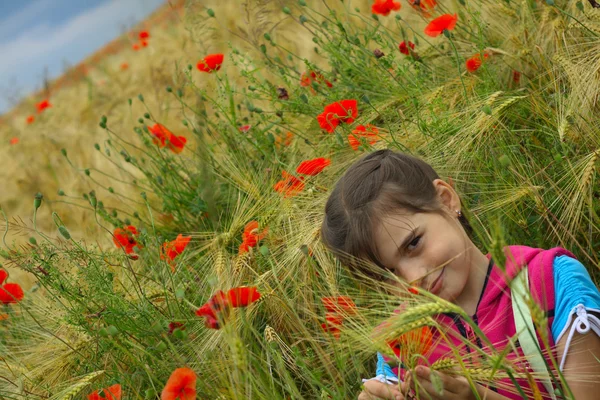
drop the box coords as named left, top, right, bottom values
left=320, top=149, right=474, bottom=280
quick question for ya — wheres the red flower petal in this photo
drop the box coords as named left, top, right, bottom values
left=274, top=171, right=305, bottom=197
left=26, top=115, right=35, bottom=124
left=197, top=53, right=224, bottom=73
left=317, top=100, right=358, bottom=133
left=465, top=53, right=489, bottom=73
left=424, top=14, right=458, bottom=37
left=321, top=296, right=357, bottom=315
left=139, top=31, right=150, bottom=39
left=36, top=100, right=51, bottom=113
left=371, top=0, right=401, bottom=16
left=398, top=41, right=415, bottom=56
left=227, top=286, right=261, bottom=307
left=0, top=283, right=24, bottom=304
left=161, top=367, right=197, bottom=400
left=0, top=270, right=7, bottom=285
left=296, top=157, right=331, bottom=176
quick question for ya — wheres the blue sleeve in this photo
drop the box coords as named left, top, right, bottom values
left=552, top=255, right=600, bottom=343
left=376, top=352, right=398, bottom=380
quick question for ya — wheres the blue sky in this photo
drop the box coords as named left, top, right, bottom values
left=0, top=0, right=165, bottom=114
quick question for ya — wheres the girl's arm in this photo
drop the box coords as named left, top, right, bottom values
left=556, top=316, right=600, bottom=399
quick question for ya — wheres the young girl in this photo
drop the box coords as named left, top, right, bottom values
left=320, top=149, right=600, bottom=400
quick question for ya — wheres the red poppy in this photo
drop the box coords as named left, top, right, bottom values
left=317, top=99, right=358, bottom=133
left=166, top=133, right=187, bottom=154
left=139, top=31, right=150, bottom=40
left=0, top=270, right=7, bottom=284
left=161, top=367, right=197, bottom=400
left=26, top=115, right=34, bottom=124
left=112, top=226, right=142, bottom=254
left=239, top=125, right=251, bottom=132
left=195, top=286, right=260, bottom=329
left=10, top=137, right=19, bottom=145
left=387, top=326, right=433, bottom=358
left=148, top=124, right=187, bottom=153
left=398, top=41, right=415, bottom=56
left=168, top=322, right=185, bottom=335
left=300, top=71, right=333, bottom=94
left=273, top=170, right=305, bottom=198
left=141, top=40, right=148, bottom=47
left=321, top=312, right=344, bottom=339
left=133, top=44, right=140, bottom=51
left=88, top=384, right=122, bottom=400
left=275, top=132, right=294, bottom=148
left=148, top=124, right=170, bottom=147
left=407, top=0, right=436, bottom=16
left=512, top=70, right=521, bottom=84
left=161, top=234, right=191, bottom=271
left=371, top=0, right=401, bottom=16
left=348, top=124, right=381, bottom=151
left=195, top=290, right=230, bottom=329
left=0, top=283, right=24, bottom=305
left=227, top=286, right=261, bottom=307
left=239, top=221, right=268, bottom=255
left=36, top=100, right=51, bottom=113
left=424, top=14, right=458, bottom=37
left=296, top=157, right=331, bottom=176
left=196, top=53, right=224, bottom=73
left=465, top=53, right=489, bottom=73
left=120, top=63, right=129, bottom=70
left=321, top=296, right=357, bottom=315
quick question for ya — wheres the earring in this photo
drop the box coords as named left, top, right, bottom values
left=455, top=210, right=462, bottom=217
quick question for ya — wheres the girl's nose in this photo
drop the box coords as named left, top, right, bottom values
left=403, top=264, right=429, bottom=287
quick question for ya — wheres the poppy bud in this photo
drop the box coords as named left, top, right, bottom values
left=207, top=8, right=215, bottom=17
left=145, top=389, right=157, bottom=399
left=29, top=237, right=37, bottom=245
left=277, top=87, right=289, bottom=100
left=155, top=341, right=167, bottom=352
left=94, top=143, right=100, bottom=150
left=177, top=89, right=183, bottom=97
left=264, top=33, right=271, bottom=41
left=300, top=15, right=308, bottom=24
left=138, top=94, right=144, bottom=102
left=61, top=148, right=67, bottom=157
left=373, top=49, right=385, bottom=58
left=282, top=6, right=291, bottom=14
left=299, top=0, right=307, bottom=5
left=34, top=192, right=43, bottom=210
left=482, top=105, right=492, bottom=115
left=166, top=86, right=172, bottom=92
left=85, top=169, right=91, bottom=176
left=107, top=325, right=119, bottom=336
left=499, top=154, right=510, bottom=167
left=99, top=327, right=109, bottom=337
left=58, top=226, right=71, bottom=240
left=58, top=189, right=65, bottom=196
left=144, top=113, right=150, bottom=119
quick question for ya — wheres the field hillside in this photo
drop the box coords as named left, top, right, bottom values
left=0, top=0, right=599, bottom=399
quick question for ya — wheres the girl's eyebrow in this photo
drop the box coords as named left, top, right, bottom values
left=396, top=227, right=418, bottom=255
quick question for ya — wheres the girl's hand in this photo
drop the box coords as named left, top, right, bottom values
left=408, top=366, right=477, bottom=400
left=358, top=380, right=405, bottom=400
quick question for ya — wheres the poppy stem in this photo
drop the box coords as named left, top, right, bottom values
left=447, top=36, right=470, bottom=106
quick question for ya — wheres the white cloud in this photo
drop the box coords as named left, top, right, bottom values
left=0, top=0, right=164, bottom=113
left=0, top=0, right=155, bottom=76
left=0, top=0, right=55, bottom=41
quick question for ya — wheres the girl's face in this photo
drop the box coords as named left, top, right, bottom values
left=371, top=179, right=476, bottom=303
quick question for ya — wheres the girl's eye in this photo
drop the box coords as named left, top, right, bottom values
left=407, top=235, right=421, bottom=251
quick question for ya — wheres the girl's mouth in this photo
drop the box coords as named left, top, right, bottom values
left=428, top=267, right=445, bottom=295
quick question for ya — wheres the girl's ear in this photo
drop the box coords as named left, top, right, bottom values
left=433, top=179, right=460, bottom=214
